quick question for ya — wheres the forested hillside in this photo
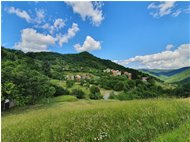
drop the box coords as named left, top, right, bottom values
left=2, top=47, right=190, bottom=107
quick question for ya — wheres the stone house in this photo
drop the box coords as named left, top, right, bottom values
left=103, top=68, right=111, bottom=73
left=75, top=75, right=81, bottom=81
left=124, top=71, right=132, bottom=80
left=65, top=75, right=74, bottom=80
left=111, top=70, right=121, bottom=76
left=142, top=77, right=149, bottom=82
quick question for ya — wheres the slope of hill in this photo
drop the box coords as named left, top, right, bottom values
left=2, top=99, right=190, bottom=142
left=140, top=67, right=190, bottom=83
left=165, top=69, right=190, bottom=83
left=3, top=47, right=160, bottom=106
left=2, top=47, right=145, bottom=79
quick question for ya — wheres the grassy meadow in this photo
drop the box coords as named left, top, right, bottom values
left=2, top=98, right=190, bottom=142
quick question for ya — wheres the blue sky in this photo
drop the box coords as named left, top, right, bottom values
left=1, top=1, right=190, bottom=69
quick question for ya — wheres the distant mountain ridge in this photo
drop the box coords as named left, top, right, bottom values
left=140, top=67, right=190, bottom=83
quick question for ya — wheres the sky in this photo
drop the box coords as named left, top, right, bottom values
left=1, top=1, right=190, bottom=69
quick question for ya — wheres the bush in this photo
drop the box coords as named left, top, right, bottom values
left=141, top=91, right=157, bottom=98
left=127, top=80, right=136, bottom=88
left=71, top=89, right=86, bottom=99
left=114, top=91, right=140, bottom=100
left=109, top=91, right=116, bottom=99
left=66, top=80, right=74, bottom=88
left=113, top=82, right=125, bottom=91
left=52, top=85, right=70, bottom=97
left=89, top=86, right=101, bottom=100
left=89, top=93, right=101, bottom=100
left=174, top=83, right=190, bottom=98
left=90, top=85, right=100, bottom=94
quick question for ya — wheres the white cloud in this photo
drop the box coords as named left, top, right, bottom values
left=166, top=44, right=174, bottom=50
left=54, top=18, right=65, bottom=29
left=115, top=44, right=190, bottom=69
left=14, top=28, right=55, bottom=53
left=36, top=9, right=45, bottom=19
left=74, top=35, right=101, bottom=52
left=41, top=23, right=53, bottom=34
left=172, top=9, right=182, bottom=17
left=148, top=2, right=176, bottom=17
left=56, top=23, right=79, bottom=46
left=34, top=9, right=45, bottom=24
left=6, top=7, right=46, bottom=24
left=6, top=7, right=31, bottom=22
left=41, top=18, right=65, bottom=34
left=66, top=1, right=104, bottom=26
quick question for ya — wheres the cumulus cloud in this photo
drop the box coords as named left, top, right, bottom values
left=14, top=28, right=55, bottom=53
left=74, top=35, right=101, bottom=52
left=148, top=2, right=176, bottom=17
left=66, top=1, right=104, bottom=26
left=56, top=23, right=79, bottom=46
left=115, top=44, right=190, bottom=69
left=6, top=7, right=31, bottom=22
left=166, top=44, right=174, bottom=50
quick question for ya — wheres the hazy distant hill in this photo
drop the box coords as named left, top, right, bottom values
left=140, top=67, right=190, bottom=83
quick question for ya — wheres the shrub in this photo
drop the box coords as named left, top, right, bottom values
left=115, top=91, right=140, bottom=100
left=90, top=85, right=100, bottom=94
left=71, top=89, right=86, bottom=99
left=89, top=93, right=101, bottom=100
left=109, top=91, right=116, bottom=99
left=113, top=82, right=125, bottom=91
left=52, top=85, right=70, bottom=97
left=89, top=86, right=101, bottom=100
left=66, top=80, right=74, bottom=88
left=174, top=83, right=190, bottom=98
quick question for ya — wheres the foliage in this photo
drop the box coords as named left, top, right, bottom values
left=66, top=80, right=74, bottom=88
left=52, top=85, right=70, bottom=96
left=2, top=47, right=189, bottom=106
left=90, top=85, right=100, bottom=94
left=113, top=82, right=125, bottom=91
left=89, top=85, right=102, bottom=100
left=71, top=89, right=86, bottom=99
left=173, top=82, right=190, bottom=98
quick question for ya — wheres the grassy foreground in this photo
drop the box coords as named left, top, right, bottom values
left=2, top=98, right=190, bottom=142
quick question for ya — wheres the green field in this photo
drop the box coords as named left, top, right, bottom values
left=2, top=98, right=190, bottom=142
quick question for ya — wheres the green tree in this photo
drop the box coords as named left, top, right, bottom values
left=114, top=82, right=125, bottom=91
left=2, top=82, right=19, bottom=100
left=46, top=86, right=56, bottom=103
left=66, top=80, right=74, bottom=88
left=42, top=61, right=51, bottom=77
left=89, top=86, right=101, bottom=100
left=71, top=89, right=86, bottom=99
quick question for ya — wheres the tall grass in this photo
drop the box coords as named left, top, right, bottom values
left=2, top=98, right=190, bottom=142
